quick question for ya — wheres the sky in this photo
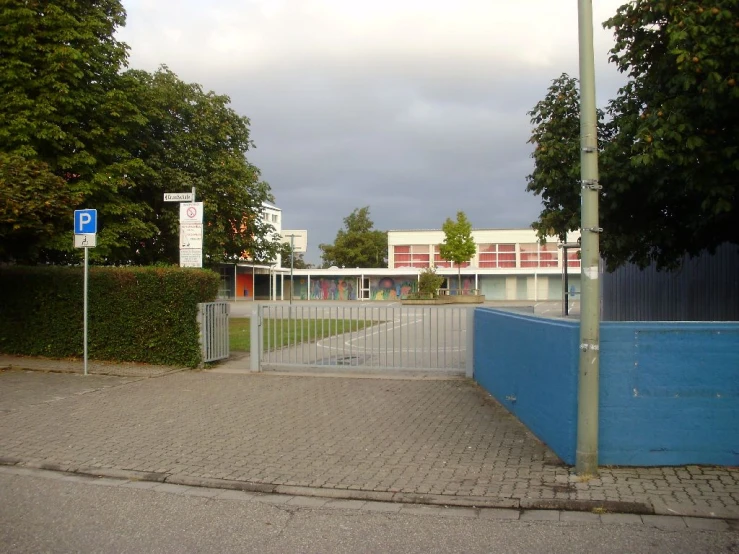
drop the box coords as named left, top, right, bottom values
left=117, top=0, right=628, bottom=265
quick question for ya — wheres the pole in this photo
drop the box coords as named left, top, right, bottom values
left=83, top=247, right=89, bottom=376
left=576, top=0, right=601, bottom=475
left=290, top=235, right=295, bottom=305
left=564, top=246, right=570, bottom=316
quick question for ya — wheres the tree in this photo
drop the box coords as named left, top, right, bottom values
left=110, top=67, right=279, bottom=266
left=0, top=0, right=140, bottom=262
left=418, top=266, right=444, bottom=298
left=600, top=0, right=738, bottom=269
left=439, top=211, right=476, bottom=292
left=0, top=1, right=278, bottom=265
left=526, top=2, right=739, bottom=270
left=278, top=241, right=311, bottom=269
left=0, top=154, right=82, bottom=263
left=525, top=74, right=609, bottom=243
left=319, top=207, right=387, bottom=268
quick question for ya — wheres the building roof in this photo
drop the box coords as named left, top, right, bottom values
left=388, top=227, right=534, bottom=233
left=262, top=200, right=281, bottom=211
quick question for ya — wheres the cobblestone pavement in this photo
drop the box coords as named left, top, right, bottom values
left=0, top=368, right=737, bottom=519
left=0, top=354, right=183, bottom=378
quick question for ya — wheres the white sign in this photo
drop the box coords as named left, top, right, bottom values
left=164, top=192, right=194, bottom=202
left=180, top=224, right=203, bottom=249
left=180, top=249, right=203, bottom=268
left=279, top=230, right=308, bottom=253
left=180, top=202, right=203, bottom=223
left=74, top=234, right=97, bottom=248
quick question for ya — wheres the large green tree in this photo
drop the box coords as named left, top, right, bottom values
left=526, top=1, right=738, bottom=270
left=114, top=67, right=278, bottom=266
left=526, top=74, right=609, bottom=243
left=278, top=242, right=311, bottom=269
left=600, top=0, right=738, bottom=269
left=0, top=154, right=82, bottom=262
left=0, top=0, right=277, bottom=265
left=0, top=0, right=141, bottom=262
left=319, top=207, right=387, bottom=268
left=439, top=211, right=476, bottom=292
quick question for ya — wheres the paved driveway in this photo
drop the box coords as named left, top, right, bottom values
left=0, top=369, right=737, bottom=518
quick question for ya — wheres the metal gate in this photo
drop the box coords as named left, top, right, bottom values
left=198, top=302, right=230, bottom=363
left=250, top=304, right=473, bottom=375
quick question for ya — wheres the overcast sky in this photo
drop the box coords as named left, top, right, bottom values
left=117, top=0, right=627, bottom=264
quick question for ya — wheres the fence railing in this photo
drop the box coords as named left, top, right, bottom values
left=198, top=302, right=230, bottom=364
left=251, top=304, right=473, bottom=375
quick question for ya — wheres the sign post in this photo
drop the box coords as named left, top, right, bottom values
left=74, top=209, right=97, bottom=376
left=165, top=188, right=204, bottom=268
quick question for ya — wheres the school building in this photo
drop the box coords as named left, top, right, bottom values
left=218, top=217, right=582, bottom=302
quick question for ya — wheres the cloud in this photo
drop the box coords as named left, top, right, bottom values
left=118, top=0, right=627, bottom=263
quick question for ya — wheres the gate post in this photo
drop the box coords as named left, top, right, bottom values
left=250, top=303, right=261, bottom=371
left=197, top=303, right=206, bottom=369
left=466, top=307, right=475, bottom=378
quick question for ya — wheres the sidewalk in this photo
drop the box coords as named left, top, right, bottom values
left=0, top=355, right=737, bottom=520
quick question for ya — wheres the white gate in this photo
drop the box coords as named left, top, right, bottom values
left=250, top=304, right=473, bottom=375
left=198, top=302, right=230, bottom=363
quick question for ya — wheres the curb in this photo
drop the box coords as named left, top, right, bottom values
left=0, top=458, right=663, bottom=517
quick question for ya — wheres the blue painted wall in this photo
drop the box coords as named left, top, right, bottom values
left=474, top=309, right=579, bottom=464
left=600, top=322, right=739, bottom=466
left=474, top=309, right=739, bottom=467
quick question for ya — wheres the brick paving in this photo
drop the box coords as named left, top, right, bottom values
left=0, top=354, right=183, bottom=378
left=0, top=366, right=737, bottom=519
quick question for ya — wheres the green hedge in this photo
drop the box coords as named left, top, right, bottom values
left=0, top=266, right=219, bottom=367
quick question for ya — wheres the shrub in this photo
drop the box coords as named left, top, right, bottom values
left=0, top=266, right=219, bottom=367
left=418, top=266, right=444, bottom=298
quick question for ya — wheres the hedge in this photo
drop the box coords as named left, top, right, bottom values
left=0, top=266, right=219, bottom=367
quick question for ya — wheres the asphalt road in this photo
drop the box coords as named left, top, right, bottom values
left=2, top=471, right=737, bottom=554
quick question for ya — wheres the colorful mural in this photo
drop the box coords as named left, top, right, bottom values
left=449, top=277, right=474, bottom=293
left=294, top=278, right=357, bottom=300
left=293, top=276, right=418, bottom=300
left=369, top=277, right=417, bottom=300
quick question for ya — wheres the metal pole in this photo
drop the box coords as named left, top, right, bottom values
left=564, top=247, right=570, bottom=316
left=290, top=235, right=295, bottom=305
left=577, top=0, right=601, bottom=476
left=83, top=247, right=89, bottom=376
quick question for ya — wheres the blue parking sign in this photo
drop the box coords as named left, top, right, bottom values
left=74, top=209, right=97, bottom=234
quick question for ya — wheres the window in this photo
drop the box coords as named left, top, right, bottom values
left=272, top=214, right=279, bottom=223
left=393, top=245, right=431, bottom=268
left=521, top=243, right=558, bottom=268
left=478, top=243, right=516, bottom=268
left=566, top=248, right=581, bottom=268
left=433, top=245, right=451, bottom=268
left=433, top=244, right=472, bottom=268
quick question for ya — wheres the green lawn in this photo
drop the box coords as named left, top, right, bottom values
left=230, top=318, right=371, bottom=352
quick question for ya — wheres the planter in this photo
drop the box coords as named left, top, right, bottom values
left=401, top=295, right=485, bottom=305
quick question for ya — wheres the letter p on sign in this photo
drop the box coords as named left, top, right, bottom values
left=74, top=209, right=97, bottom=234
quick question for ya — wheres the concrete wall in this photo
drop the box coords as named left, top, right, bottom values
left=599, top=322, right=739, bottom=466
left=473, top=309, right=739, bottom=466
left=474, top=309, right=579, bottom=464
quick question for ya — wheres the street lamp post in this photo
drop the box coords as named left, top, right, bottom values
left=576, top=0, right=602, bottom=476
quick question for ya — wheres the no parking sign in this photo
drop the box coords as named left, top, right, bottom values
left=180, top=202, right=203, bottom=223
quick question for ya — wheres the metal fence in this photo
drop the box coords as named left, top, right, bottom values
left=198, top=302, right=230, bottom=363
left=251, top=304, right=473, bottom=375
left=602, top=243, right=739, bottom=321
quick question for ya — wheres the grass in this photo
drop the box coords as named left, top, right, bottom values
left=229, top=317, right=372, bottom=352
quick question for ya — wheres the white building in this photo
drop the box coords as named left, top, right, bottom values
left=281, top=228, right=582, bottom=302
